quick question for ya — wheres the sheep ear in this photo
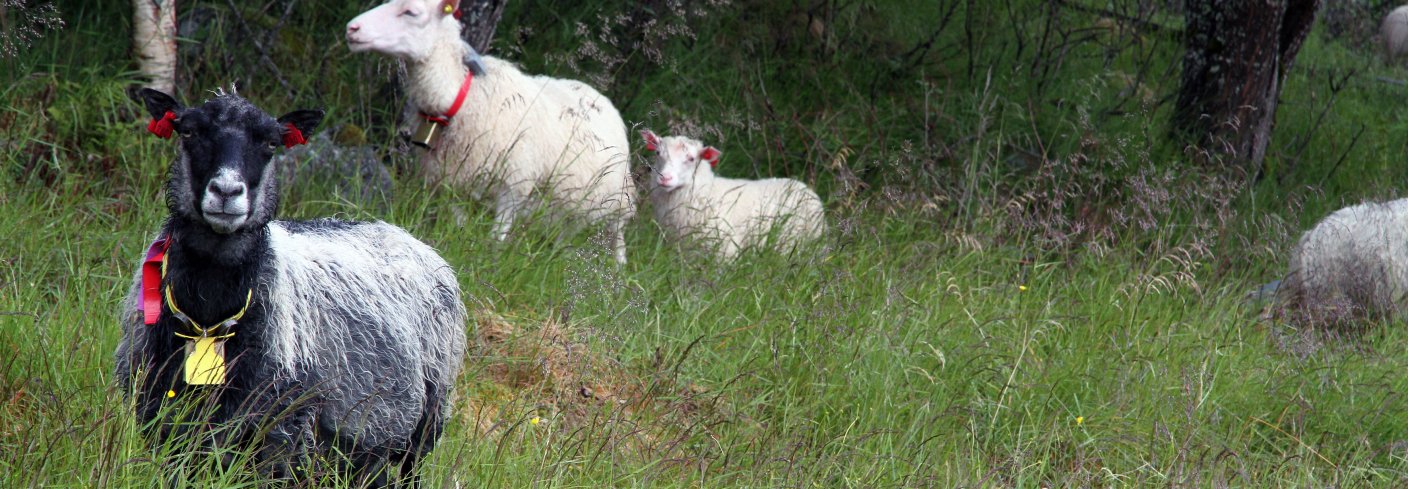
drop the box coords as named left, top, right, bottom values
left=639, top=129, right=660, bottom=151
left=440, top=0, right=460, bottom=16
left=277, top=109, right=325, bottom=139
left=135, top=88, right=182, bottom=121
left=699, top=146, right=721, bottom=167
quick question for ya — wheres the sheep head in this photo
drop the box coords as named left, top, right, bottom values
left=347, top=0, right=462, bottom=62
left=640, top=129, right=719, bottom=192
left=137, top=88, right=323, bottom=234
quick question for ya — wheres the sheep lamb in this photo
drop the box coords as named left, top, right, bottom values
left=639, top=130, right=826, bottom=260
left=346, top=0, right=636, bottom=264
left=1277, top=198, right=1408, bottom=325
left=114, top=88, right=467, bottom=487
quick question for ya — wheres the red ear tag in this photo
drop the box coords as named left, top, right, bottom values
left=699, top=147, right=721, bottom=168
left=147, top=111, right=176, bottom=139
left=639, top=130, right=659, bottom=151
left=282, top=123, right=307, bottom=148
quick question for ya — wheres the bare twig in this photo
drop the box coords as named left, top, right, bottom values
left=223, top=0, right=295, bottom=100
left=1288, top=68, right=1356, bottom=167
left=1056, top=0, right=1178, bottom=36
left=899, top=0, right=960, bottom=71
left=1317, top=123, right=1366, bottom=188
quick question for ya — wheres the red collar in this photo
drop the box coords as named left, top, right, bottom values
left=419, top=69, right=474, bottom=125
left=141, top=235, right=171, bottom=325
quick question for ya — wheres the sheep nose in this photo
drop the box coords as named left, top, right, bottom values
left=347, top=22, right=360, bottom=35
left=207, top=179, right=245, bottom=199
left=658, top=175, right=674, bottom=186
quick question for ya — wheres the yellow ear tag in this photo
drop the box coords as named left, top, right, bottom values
left=443, top=3, right=454, bottom=14
left=183, top=338, right=227, bottom=385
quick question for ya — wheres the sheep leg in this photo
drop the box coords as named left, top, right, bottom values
left=611, top=216, right=627, bottom=265
left=252, top=407, right=318, bottom=482
left=718, top=235, right=740, bottom=261
left=492, top=191, right=524, bottom=242
left=449, top=204, right=471, bottom=228
left=347, top=449, right=392, bottom=488
left=394, top=381, right=447, bottom=488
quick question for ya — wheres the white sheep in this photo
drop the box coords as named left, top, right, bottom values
left=639, top=130, right=826, bottom=260
left=1384, top=6, right=1408, bottom=62
left=346, top=0, right=636, bottom=264
left=1276, top=198, right=1408, bottom=324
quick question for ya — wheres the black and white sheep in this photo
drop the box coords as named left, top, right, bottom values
left=114, top=88, right=467, bottom=487
left=1276, top=198, right=1408, bottom=324
left=346, top=0, right=637, bottom=264
left=639, top=130, right=826, bottom=260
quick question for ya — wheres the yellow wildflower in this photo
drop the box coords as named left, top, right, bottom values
left=166, top=390, right=176, bottom=398
left=530, top=416, right=541, bottom=426
left=1076, top=416, right=1084, bottom=426
left=1019, top=285, right=1028, bottom=292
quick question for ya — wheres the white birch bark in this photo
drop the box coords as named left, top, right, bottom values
left=133, top=0, right=177, bottom=94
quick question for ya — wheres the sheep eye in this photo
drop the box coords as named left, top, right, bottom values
left=401, top=9, right=418, bottom=17
left=266, top=141, right=279, bottom=150
left=178, top=130, right=193, bottom=139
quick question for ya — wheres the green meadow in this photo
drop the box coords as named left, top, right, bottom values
left=5, top=1, right=1408, bottom=486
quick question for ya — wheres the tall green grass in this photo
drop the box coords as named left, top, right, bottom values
left=6, top=0, right=1408, bottom=486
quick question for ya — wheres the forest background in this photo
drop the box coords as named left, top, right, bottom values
left=5, top=0, right=1408, bottom=486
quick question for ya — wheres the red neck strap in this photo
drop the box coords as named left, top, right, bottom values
left=420, top=69, right=474, bottom=125
left=141, top=235, right=171, bottom=325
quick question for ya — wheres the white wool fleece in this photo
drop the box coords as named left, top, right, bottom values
left=1384, top=6, right=1408, bottom=60
left=640, top=130, right=826, bottom=260
left=348, top=0, right=636, bottom=264
left=116, top=221, right=467, bottom=449
left=1278, top=198, right=1408, bottom=321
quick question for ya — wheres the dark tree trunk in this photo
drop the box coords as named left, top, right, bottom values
left=1172, top=0, right=1320, bottom=170
left=457, top=0, right=508, bottom=53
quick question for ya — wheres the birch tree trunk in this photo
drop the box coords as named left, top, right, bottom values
left=133, top=0, right=177, bottom=94
left=1172, top=0, right=1320, bottom=169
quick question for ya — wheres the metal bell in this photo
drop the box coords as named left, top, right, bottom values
left=412, top=119, right=444, bottom=149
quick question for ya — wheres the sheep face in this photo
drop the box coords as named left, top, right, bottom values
left=137, top=88, right=323, bottom=234
left=346, top=0, right=459, bottom=62
left=640, top=130, right=720, bottom=192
